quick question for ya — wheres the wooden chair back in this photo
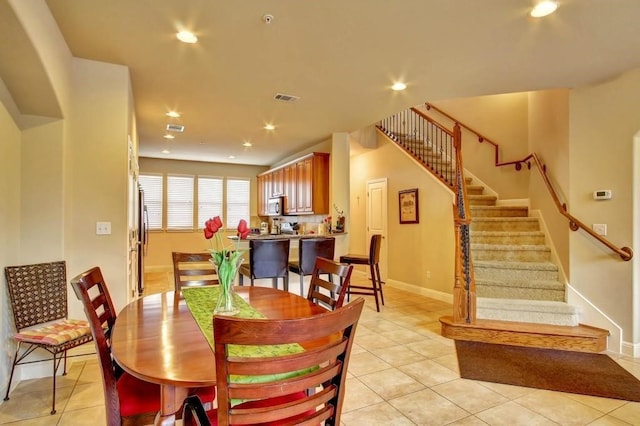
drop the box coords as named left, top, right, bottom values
left=172, top=252, right=218, bottom=293
left=70, top=267, right=123, bottom=425
left=307, top=257, right=353, bottom=311
left=213, top=298, right=365, bottom=426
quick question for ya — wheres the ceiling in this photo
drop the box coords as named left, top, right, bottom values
left=9, top=1, right=640, bottom=165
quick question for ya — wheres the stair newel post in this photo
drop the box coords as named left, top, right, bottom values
left=452, top=123, right=476, bottom=323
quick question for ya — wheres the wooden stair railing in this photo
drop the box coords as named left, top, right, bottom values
left=378, top=111, right=476, bottom=324
left=426, top=102, right=633, bottom=262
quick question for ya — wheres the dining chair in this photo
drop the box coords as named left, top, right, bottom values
left=70, top=266, right=215, bottom=425
left=172, top=251, right=218, bottom=293
left=288, top=236, right=335, bottom=296
left=182, top=297, right=365, bottom=426
left=238, top=238, right=290, bottom=291
left=3, top=261, right=93, bottom=415
left=307, top=256, right=353, bottom=311
left=339, top=234, right=385, bottom=311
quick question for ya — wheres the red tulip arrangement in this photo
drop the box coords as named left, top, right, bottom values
left=203, top=216, right=249, bottom=315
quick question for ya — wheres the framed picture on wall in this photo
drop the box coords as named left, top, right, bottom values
left=399, top=188, right=419, bottom=224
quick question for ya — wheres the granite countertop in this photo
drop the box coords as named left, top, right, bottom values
left=229, top=232, right=347, bottom=241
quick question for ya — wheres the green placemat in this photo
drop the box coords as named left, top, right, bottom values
left=182, top=286, right=309, bottom=377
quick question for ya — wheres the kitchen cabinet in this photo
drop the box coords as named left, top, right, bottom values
left=283, top=163, right=297, bottom=214
left=258, top=152, right=329, bottom=216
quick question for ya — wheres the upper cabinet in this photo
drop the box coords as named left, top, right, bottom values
left=257, top=152, right=329, bottom=216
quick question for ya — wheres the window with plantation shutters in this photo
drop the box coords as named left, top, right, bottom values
left=198, top=176, right=223, bottom=228
left=138, top=174, right=163, bottom=230
left=167, top=175, right=194, bottom=229
left=226, top=178, right=250, bottom=228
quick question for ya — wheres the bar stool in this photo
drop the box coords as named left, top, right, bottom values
left=239, top=239, right=290, bottom=291
left=339, top=234, right=384, bottom=311
left=288, top=237, right=335, bottom=296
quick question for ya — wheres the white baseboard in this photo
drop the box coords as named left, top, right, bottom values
left=385, top=279, right=453, bottom=304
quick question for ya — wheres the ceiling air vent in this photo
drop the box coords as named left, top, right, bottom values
left=166, top=124, right=185, bottom=133
left=274, top=93, right=299, bottom=102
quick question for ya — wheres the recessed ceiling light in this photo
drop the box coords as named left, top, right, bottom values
left=530, top=1, right=558, bottom=18
left=228, top=155, right=236, bottom=159
left=391, top=82, right=407, bottom=91
left=176, top=30, right=198, bottom=44
left=166, top=111, right=181, bottom=118
left=242, top=141, right=253, bottom=147
left=264, top=124, right=275, bottom=130
left=162, top=149, right=170, bottom=154
left=163, top=134, right=175, bottom=139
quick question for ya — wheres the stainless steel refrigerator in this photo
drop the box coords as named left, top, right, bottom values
left=136, top=186, right=148, bottom=295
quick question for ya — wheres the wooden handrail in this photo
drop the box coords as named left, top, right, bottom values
left=426, top=102, right=522, bottom=169
left=426, top=102, right=633, bottom=261
left=528, top=153, right=632, bottom=261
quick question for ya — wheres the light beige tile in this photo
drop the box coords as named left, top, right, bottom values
left=515, top=389, right=605, bottom=425
left=58, top=405, right=106, bottom=426
left=398, top=359, right=459, bottom=387
left=608, top=402, right=640, bottom=425
left=432, top=379, right=509, bottom=414
left=0, top=413, right=62, bottom=425
left=64, top=381, right=104, bottom=411
left=378, top=328, right=428, bottom=345
left=341, top=377, right=384, bottom=412
left=76, top=361, right=102, bottom=384
left=475, top=380, right=536, bottom=399
left=358, top=368, right=425, bottom=400
left=563, top=392, right=627, bottom=414
left=405, top=338, right=456, bottom=359
left=0, top=386, right=73, bottom=423
left=431, top=353, right=460, bottom=374
left=370, top=344, right=426, bottom=367
left=389, top=388, right=470, bottom=425
left=355, top=333, right=403, bottom=351
left=346, top=352, right=392, bottom=377
left=475, top=400, right=557, bottom=425
left=448, top=415, right=491, bottom=425
left=341, top=401, right=415, bottom=425
left=588, top=414, right=634, bottom=425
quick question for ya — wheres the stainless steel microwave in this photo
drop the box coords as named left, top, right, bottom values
left=267, top=196, right=283, bottom=216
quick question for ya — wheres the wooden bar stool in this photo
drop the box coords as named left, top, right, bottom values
left=339, top=234, right=384, bottom=311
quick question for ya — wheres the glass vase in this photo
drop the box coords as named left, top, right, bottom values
left=213, top=255, right=243, bottom=316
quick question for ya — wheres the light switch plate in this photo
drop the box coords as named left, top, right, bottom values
left=593, top=223, right=607, bottom=236
left=96, top=221, right=112, bottom=235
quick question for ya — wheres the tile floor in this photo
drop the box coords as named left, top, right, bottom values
left=2, top=271, right=640, bottom=425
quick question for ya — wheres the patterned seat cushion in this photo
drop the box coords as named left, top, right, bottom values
left=15, top=319, right=91, bottom=346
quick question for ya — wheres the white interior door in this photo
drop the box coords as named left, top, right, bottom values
left=366, top=178, right=388, bottom=280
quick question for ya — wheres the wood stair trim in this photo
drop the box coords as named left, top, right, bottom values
left=439, top=315, right=609, bottom=353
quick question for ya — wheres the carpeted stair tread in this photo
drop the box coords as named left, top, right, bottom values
left=478, top=297, right=578, bottom=313
left=475, top=278, right=564, bottom=291
left=470, top=230, right=546, bottom=245
left=477, top=297, right=579, bottom=326
left=472, top=243, right=549, bottom=251
left=474, top=259, right=558, bottom=271
left=470, top=205, right=529, bottom=217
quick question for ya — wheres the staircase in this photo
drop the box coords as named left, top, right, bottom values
left=467, top=182, right=580, bottom=326
left=377, top=111, right=609, bottom=353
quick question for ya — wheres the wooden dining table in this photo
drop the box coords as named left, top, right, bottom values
left=110, top=286, right=327, bottom=425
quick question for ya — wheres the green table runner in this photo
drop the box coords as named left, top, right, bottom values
left=182, top=286, right=312, bottom=390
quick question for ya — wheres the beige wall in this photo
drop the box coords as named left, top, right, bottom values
left=64, top=58, right=133, bottom=318
left=528, top=89, right=571, bottom=276
left=350, top=134, right=455, bottom=295
left=428, top=93, right=530, bottom=199
left=0, top=99, right=22, bottom=387
left=139, top=157, right=269, bottom=269
left=569, top=69, right=640, bottom=339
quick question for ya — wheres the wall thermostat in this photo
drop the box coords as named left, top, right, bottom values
left=593, top=190, right=612, bottom=200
